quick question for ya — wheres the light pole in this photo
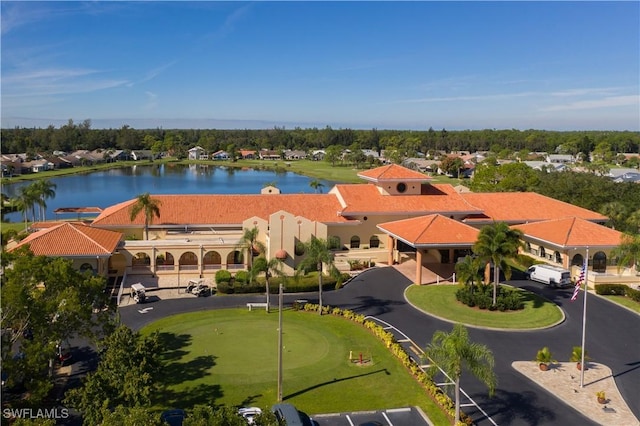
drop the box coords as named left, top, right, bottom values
left=277, top=281, right=283, bottom=402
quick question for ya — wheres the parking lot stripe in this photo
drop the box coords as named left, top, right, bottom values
left=345, top=414, right=355, bottom=426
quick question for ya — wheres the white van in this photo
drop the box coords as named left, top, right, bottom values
left=527, top=264, right=572, bottom=288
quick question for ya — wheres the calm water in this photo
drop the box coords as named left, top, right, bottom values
left=2, top=164, right=336, bottom=222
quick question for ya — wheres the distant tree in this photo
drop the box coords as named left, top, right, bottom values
left=599, top=201, right=628, bottom=230
left=30, top=179, right=57, bottom=221
left=439, top=156, right=464, bottom=177
left=324, top=145, right=343, bottom=166
left=423, top=324, right=496, bottom=425
left=129, top=192, right=162, bottom=240
left=99, top=405, right=162, bottom=426
left=612, top=233, right=640, bottom=274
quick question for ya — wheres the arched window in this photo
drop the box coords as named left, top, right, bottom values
left=554, top=251, right=562, bottom=264
left=203, top=251, right=222, bottom=270
left=350, top=236, right=361, bottom=249
left=539, top=247, right=546, bottom=259
left=592, top=251, right=607, bottom=273
left=132, top=252, right=151, bottom=266
left=179, top=252, right=198, bottom=266
left=370, top=235, right=380, bottom=248
left=156, top=252, right=174, bottom=266
left=80, top=263, right=94, bottom=274
left=227, top=250, right=242, bottom=265
left=571, top=253, right=584, bottom=267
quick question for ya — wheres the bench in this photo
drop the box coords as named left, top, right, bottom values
left=246, top=302, right=269, bottom=311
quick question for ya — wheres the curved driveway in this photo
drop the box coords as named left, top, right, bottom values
left=120, top=267, right=640, bottom=426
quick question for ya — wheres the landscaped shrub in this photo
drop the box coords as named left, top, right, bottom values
left=456, top=284, right=524, bottom=311
left=596, top=283, right=640, bottom=302
left=234, top=270, right=249, bottom=285
left=215, top=270, right=232, bottom=284
left=216, top=281, right=233, bottom=294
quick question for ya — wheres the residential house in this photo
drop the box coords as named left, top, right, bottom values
left=239, top=150, right=257, bottom=159
left=211, top=150, right=230, bottom=160
left=188, top=146, right=207, bottom=160
left=259, top=150, right=281, bottom=160
left=131, top=150, right=155, bottom=161
left=283, top=150, right=307, bottom=160
left=546, top=154, right=574, bottom=164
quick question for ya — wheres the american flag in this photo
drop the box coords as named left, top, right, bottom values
left=571, top=259, right=587, bottom=302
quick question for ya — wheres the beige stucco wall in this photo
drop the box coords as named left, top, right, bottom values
left=378, top=181, right=423, bottom=196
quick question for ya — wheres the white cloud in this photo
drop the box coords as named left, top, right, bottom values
left=540, top=95, right=639, bottom=112
left=550, top=87, right=623, bottom=97
left=388, top=91, right=539, bottom=104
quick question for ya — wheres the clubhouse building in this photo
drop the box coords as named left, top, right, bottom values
left=10, top=164, right=638, bottom=288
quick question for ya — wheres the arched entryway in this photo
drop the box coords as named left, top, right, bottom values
left=350, top=236, right=360, bottom=249
left=156, top=252, right=175, bottom=271
left=571, top=253, right=584, bottom=266
left=593, top=251, right=607, bottom=273
left=132, top=252, right=150, bottom=270
left=203, top=251, right=222, bottom=270
left=227, top=250, right=243, bottom=269
left=179, top=252, right=198, bottom=271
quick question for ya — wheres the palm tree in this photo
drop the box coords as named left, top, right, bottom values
left=309, top=179, right=325, bottom=193
left=30, top=179, right=57, bottom=221
left=473, top=221, right=523, bottom=306
left=236, top=227, right=266, bottom=284
left=296, top=236, right=338, bottom=315
left=128, top=193, right=162, bottom=240
left=423, top=324, right=496, bottom=425
left=612, top=233, right=640, bottom=274
left=251, top=256, right=284, bottom=313
left=455, top=255, right=484, bottom=289
left=599, top=201, right=627, bottom=230
left=15, top=186, right=38, bottom=230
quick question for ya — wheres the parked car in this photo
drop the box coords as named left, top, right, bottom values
left=238, top=407, right=262, bottom=425
left=272, top=403, right=306, bottom=426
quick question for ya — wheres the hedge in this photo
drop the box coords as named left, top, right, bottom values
left=456, top=284, right=524, bottom=311
left=300, top=303, right=472, bottom=425
left=216, top=272, right=350, bottom=295
left=596, top=283, right=640, bottom=302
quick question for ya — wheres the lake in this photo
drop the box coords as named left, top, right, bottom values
left=2, top=164, right=336, bottom=223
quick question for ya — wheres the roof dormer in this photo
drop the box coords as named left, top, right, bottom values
left=357, top=164, right=431, bottom=195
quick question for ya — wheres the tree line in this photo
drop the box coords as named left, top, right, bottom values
left=2, top=119, right=639, bottom=158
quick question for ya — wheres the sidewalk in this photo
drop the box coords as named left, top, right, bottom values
left=512, top=361, right=639, bottom=426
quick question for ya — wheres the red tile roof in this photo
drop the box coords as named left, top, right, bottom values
left=11, top=223, right=122, bottom=256
left=512, top=217, right=622, bottom=248
left=92, top=194, right=351, bottom=227
left=377, top=214, right=480, bottom=246
left=357, top=164, right=431, bottom=182
left=461, top=192, right=608, bottom=223
left=334, top=183, right=482, bottom=215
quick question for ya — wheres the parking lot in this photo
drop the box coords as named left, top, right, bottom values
left=312, top=407, right=432, bottom=426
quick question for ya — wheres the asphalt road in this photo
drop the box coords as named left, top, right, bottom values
left=119, top=268, right=640, bottom=426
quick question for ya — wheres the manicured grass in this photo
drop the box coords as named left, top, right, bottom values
left=601, top=294, right=640, bottom=313
left=405, top=284, right=564, bottom=329
left=140, top=309, right=449, bottom=424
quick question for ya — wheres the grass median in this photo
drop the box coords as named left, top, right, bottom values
left=405, top=284, right=564, bottom=329
left=140, top=308, right=449, bottom=424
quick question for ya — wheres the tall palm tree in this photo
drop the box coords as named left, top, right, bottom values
left=30, top=179, right=57, bottom=221
left=309, top=179, right=324, bottom=194
left=455, top=255, right=484, bottom=289
left=473, top=221, right=523, bottom=306
left=423, top=324, right=496, bottom=425
left=15, top=186, right=37, bottom=230
left=128, top=193, right=162, bottom=240
left=236, top=227, right=266, bottom=284
left=251, top=256, right=284, bottom=313
left=612, top=233, right=640, bottom=274
left=296, top=236, right=337, bottom=315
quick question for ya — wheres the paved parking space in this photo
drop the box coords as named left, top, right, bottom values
left=313, top=407, right=432, bottom=426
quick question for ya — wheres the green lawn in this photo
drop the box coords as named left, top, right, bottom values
left=140, top=309, right=449, bottom=424
left=601, top=294, right=640, bottom=313
left=405, top=284, right=564, bottom=329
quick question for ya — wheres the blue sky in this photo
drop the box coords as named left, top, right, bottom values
left=1, top=1, right=639, bottom=131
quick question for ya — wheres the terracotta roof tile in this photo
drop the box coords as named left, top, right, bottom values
left=378, top=214, right=479, bottom=246
left=335, top=184, right=482, bottom=215
left=358, top=164, right=431, bottom=182
left=11, top=223, right=122, bottom=256
left=92, top=194, right=350, bottom=227
left=512, top=217, right=622, bottom=248
left=461, top=192, right=608, bottom=223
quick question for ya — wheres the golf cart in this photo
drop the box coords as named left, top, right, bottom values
left=186, top=279, right=211, bottom=297
left=130, top=283, right=147, bottom=303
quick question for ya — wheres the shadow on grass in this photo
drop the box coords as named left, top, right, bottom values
left=284, top=368, right=388, bottom=400
left=154, top=331, right=220, bottom=408
left=520, top=289, right=545, bottom=309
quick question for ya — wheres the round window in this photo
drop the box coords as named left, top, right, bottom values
left=396, top=182, right=407, bottom=193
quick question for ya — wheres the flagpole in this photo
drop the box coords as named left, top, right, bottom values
left=580, top=247, right=589, bottom=388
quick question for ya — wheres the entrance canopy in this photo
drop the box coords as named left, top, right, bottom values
left=377, top=214, right=479, bottom=248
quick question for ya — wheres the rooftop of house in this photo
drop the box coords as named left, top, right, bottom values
left=377, top=214, right=480, bottom=246
left=512, top=217, right=623, bottom=248
left=11, top=222, right=122, bottom=256
left=357, top=164, right=432, bottom=182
